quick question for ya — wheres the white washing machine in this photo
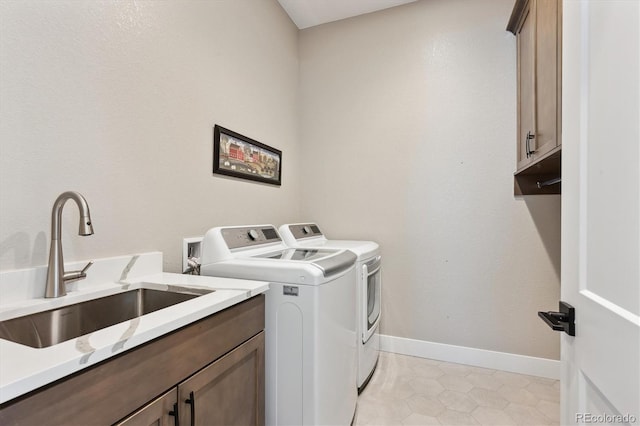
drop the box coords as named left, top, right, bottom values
left=200, top=225, right=357, bottom=426
left=278, top=223, right=381, bottom=392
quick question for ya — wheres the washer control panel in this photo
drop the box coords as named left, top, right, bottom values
left=288, top=223, right=323, bottom=240
left=222, top=225, right=281, bottom=249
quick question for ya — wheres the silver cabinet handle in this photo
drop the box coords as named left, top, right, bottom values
left=525, top=131, right=536, bottom=158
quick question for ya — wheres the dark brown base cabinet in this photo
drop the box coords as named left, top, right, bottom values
left=0, top=295, right=265, bottom=426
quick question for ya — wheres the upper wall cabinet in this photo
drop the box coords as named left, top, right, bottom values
left=507, top=0, right=562, bottom=195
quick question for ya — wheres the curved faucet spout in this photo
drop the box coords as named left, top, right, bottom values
left=50, top=191, right=94, bottom=239
left=45, top=191, right=94, bottom=298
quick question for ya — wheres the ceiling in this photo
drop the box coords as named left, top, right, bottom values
left=277, top=0, right=418, bottom=29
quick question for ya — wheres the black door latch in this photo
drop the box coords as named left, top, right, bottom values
left=538, top=301, right=575, bottom=336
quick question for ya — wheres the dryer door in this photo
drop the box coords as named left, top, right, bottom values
left=362, top=256, right=381, bottom=343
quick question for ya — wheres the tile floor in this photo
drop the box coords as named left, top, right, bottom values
left=355, top=352, right=560, bottom=426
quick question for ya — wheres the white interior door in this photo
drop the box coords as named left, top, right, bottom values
left=561, top=0, right=640, bottom=424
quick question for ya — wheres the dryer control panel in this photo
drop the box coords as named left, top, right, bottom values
left=287, top=223, right=323, bottom=240
left=222, top=225, right=281, bottom=249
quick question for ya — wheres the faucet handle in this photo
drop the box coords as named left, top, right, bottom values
left=63, top=260, right=94, bottom=283
left=81, top=261, right=94, bottom=274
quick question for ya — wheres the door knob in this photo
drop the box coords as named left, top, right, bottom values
left=538, top=301, right=575, bottom=336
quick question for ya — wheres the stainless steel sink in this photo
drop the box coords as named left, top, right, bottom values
left=0, top=288, right=213, bottom=348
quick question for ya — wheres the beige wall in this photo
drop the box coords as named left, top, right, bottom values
left=0, top=0, right=560, bottom=360
left=0, top=0, right=300, bottom=273
left=298, top=0, right=561, bottom=359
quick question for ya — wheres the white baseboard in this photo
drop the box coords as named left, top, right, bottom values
left=380, top=334, right=560, bottom=380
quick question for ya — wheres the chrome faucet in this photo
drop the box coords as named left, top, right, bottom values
left=45, top=191, right=95, bottom=298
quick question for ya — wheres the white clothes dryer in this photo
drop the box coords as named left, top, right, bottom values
left=200, top=225, right=357, bottom=426
left=278, top=223, right=381, bottom=392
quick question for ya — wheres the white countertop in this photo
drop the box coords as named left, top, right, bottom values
left=0, top=253, right=269, bottom=404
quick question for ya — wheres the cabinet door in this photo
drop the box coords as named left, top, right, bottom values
left=114, top=389, right=178, bottom=426
left=532, top=0, right=560, bottom=160
left=179, top=332, right=264, bottom=426
left=516, top=0, right=536, bottom=170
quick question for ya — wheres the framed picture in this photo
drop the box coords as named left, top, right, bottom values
left=213, top=125, right=282, bottom=186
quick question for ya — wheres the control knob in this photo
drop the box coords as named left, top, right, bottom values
left=248, top=229, right=260, bottom=241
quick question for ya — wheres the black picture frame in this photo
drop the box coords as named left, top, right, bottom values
left=213, top=125, right=282, bottom=186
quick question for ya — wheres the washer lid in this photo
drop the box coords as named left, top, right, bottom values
left=253, top=248, right=356, bottom=277
left=295, top=239, right=379, bottom=259
left=255, top=248, right=335, bottom=261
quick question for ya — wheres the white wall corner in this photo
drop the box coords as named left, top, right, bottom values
left=380, top=334, right=560, bottom=380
